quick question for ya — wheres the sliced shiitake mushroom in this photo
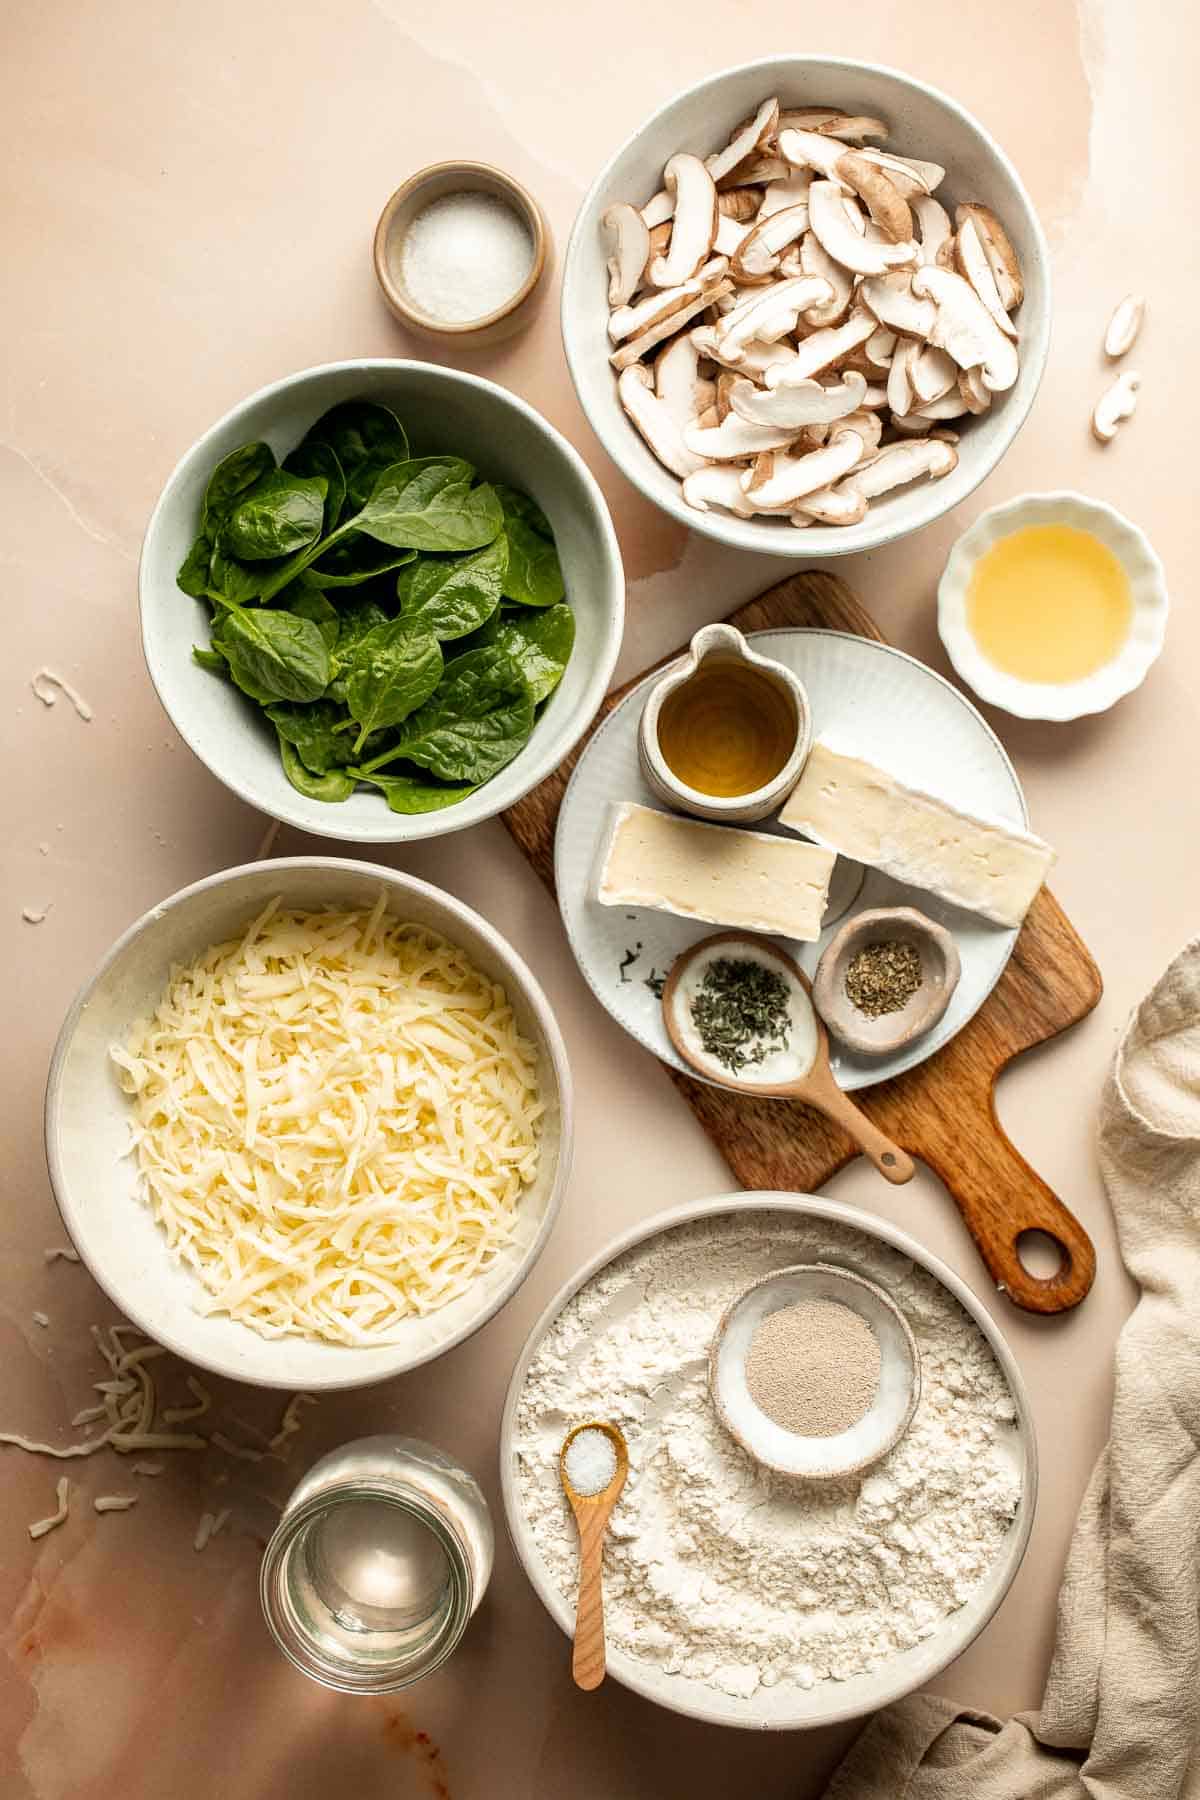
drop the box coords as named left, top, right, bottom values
left=618, top=365, right=706, bottom=477
left=808, top=181, right=918, bottom=276
left=602, top=203, right=651, bottom=307
left=955, top=203, right=1023, bottom=310
left=728, top=369, right=868, bottom=429
left=649, top=155, right=718, bottom=288
left=835, top=153, right=913, bottom=243
left=741, top=424, right=866, bottom=508
left=910, top=266, right=1019, bottom=392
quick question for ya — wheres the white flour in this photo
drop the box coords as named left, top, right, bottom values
left=513, top=1211, right=1023, bottom=1702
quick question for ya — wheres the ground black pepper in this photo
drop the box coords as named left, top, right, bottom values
left=844, top=940, right=923, bottom=1017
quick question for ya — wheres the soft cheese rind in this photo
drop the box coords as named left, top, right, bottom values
left=778, top=739, right=1055, bottom=929
left=595, top=802, right=835, bottom=940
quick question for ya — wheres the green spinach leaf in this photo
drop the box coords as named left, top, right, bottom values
left=267, top=699, right=359, bottom=771
left=395, top=535, right=507, bottom=640
left=276, top=733, right=356, bottom=803
left=192, top=645, right=228, bottom=674
left=220, top=607, right=331, bottom=705
left=326, top=596, right=389, bottom=701
left=284, top=440, right=345, bottom=533
left=225, top=470, right=327, bottom=562
left=299, top=401, right=410, bottom=513
left=470, top=602, right=574, bottom=703
left=359, top=646, right=533, bottom=783
left=200, top=442, right=275, bottom=537
left=501, top=515, right=564, bottom=607
left=494, top=483, right=554, bottom=541
left=351, top=771, right=475, bottom=814
left=299, top=535, right=417, bottom=589
left=288, top=589, right=340, bottom=649
left=207, top=536, right=267, bottom=605
left=344, top=619, right=444, bottom=751
left=355, top=459, right=503, bottom=553
left=178, top=534, right=214, bottom=599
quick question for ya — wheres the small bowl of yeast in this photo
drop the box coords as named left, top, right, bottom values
left=45, top=858, right=572, bottom=1390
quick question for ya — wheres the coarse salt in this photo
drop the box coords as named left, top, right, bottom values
left=564, top=1427, right=617, bottom=1497
left=400, top=192, right=533, bottom=324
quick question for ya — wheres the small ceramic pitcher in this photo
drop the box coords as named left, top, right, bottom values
left=638, top=624, right=813, bottom=823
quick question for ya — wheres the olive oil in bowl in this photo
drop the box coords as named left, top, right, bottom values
left=967, top=524, right=1133, bottom=683
left=656, top=661, right=797, bottom=798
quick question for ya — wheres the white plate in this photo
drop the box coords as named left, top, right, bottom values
left=555, top=629, right=1028, bottom=1091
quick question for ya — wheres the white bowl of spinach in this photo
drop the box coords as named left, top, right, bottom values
left=140, top=360, right=625, bottom=840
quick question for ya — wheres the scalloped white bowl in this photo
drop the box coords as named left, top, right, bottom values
left=561, top=56, right=1052, bottom=559
left=938, top=491, right=1169, bottom=720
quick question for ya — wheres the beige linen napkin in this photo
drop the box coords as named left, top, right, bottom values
left=824, top=937, right=1200, bottom=1800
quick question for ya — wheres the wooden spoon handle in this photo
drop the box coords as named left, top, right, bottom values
left=801, top=1077, right=916, bottom=1186
left=571, top=1511, right=609, bottom=1690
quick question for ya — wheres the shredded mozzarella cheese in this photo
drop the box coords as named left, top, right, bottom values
left=110, top=901, right=544, bottom=1345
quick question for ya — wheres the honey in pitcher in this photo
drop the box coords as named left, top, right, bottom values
left=656, top=661, right=797, bottom=798
left=967, top=523, right=1133, bottom=683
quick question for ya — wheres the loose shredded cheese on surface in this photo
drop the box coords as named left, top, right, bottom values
left=44, top=1247, right=79, bottom=1264
left=94, top=1494, right=137, bottom=1514
left=110, top=902, right=545, bottom=1345
left=28, top=1478, right=71, bottom=1540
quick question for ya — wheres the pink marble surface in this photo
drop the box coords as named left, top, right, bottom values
left=1, top=2, right=1193, bottom=1794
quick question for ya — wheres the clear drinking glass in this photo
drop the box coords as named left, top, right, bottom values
left=260, top=1434, right=493, bottom=1693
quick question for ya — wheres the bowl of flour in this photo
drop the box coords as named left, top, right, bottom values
left=500, top=1192, right=1035, bottom=1730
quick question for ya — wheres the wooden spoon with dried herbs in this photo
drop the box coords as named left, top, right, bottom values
left=661, top=931, right=915, bottom=1186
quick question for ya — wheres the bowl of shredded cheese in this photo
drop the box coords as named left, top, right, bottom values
left=44, top=858, right=572, bottom=1389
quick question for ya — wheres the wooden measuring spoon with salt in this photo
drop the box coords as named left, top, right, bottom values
left=559, top=1422, right=629, bottom=1691
left=662, top=931, right=915, bottom=1186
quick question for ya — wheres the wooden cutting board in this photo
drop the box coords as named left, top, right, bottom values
left=503, top=572, right=1101, bottom=1315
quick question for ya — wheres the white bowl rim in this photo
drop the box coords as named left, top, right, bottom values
left=938, top=488, right=1170, bottom=721
left=498, top=1187, right=1038, bottom=1730
left=561, top=53, right=1052, bottom=559
left=138, top=357, right=625, bottom=843
left=43, top=854, right=575, bottom=1390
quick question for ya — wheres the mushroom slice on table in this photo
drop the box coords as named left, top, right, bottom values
left=757, top=171, right=813, bottom=220
left=910, top=265, right=1020, bottom=392
left=706, top=96, right=780, bottom=185
left=732, top=204, right=812, bottom=282
left=728, top=369, right=868, bottom=428
left=911, top=194, right=952, bottom=267
left=799, top=230, right=855, bottom=326
left=654, top=334, right=715, bottom=427
left=766, top=308, right=876, bottom=386
left=602, top=203, right=651, bottom=306
left=682, top=411, right=806, bottom=461
left=955, top=215, right=1018, bottom=340
left=618, top=366, right=707, bottom=477
left=609, top=278, right=733, bottom=370
left=808, top=181, right=918, bottom=276
left=910, top=344, right=958, bottom=404
left=714, top=275, right=834, bottom=358
left=1092, top=370, right=1140, bottom=443
left=649, top=155, right=719, bottom=288
left=842, top=436, right=958, bottom=497
left=682, top=465, right=760, bottom=516
left=777, top=127, right=854, bottom=182
left=741, top=425, right=866, bottom=508
left=859, top=270, right=938, bottom=337
left=954, top=203, right=1023, bottom=311
left=835, top=153, right=913, bottom=243
left=1105, top=293, right=1145, bottom=359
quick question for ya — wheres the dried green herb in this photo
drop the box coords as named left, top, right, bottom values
left=690, top=958, right=791, bottom=1074
left=644, top=969, right=667, bottom=999
left=618, top=943, right=642, bottom=983
left=844, top=940, right=923, bottom=1017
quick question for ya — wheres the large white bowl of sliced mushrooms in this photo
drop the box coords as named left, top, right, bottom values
left=562, top=58, right=1051, bottom=556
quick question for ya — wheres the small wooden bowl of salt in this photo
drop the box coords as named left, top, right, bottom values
left=374, top=161, right=551, bottom=347
left=710, top=1264, right=921, bottom=1481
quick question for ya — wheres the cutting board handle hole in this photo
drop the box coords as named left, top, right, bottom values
left=1016, top=1229, right=1067, bottom=1282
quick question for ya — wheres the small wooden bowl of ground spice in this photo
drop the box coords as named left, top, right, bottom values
left=709, top=1263, right=921, bottom=1481
left=813, top=906, right=962, bottom=1057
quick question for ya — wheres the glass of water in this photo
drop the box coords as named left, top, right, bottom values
left=260, top=1434, right=493, bottom=1693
